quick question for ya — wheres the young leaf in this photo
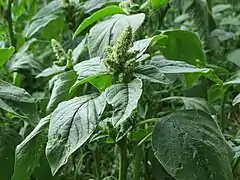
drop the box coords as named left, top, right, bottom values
left=233, top=93, right=240, bottom=106
left=0, top=128, right=22, bottom=180
left=152, top=109, right=234, bottom=180
left=47, top=71, right=77, bottom=113
left=224, top=73, right=240, bottom=85
left=105, top=78, right=142, bottom=126
left=88, top=13, right=145, bottom=57
left=0, top=47, right=15, bottom=67
left=72, top=37, right=87, bottom=63
left=160, top=30, right=206, bottom=67
left=129, top=35, right=166, bottom=58
left=161, top=96, right=215, bottom=114
left=149, top=0, right=168, bottom=10
left=46, top=93, right=106, bottom=175
left=84, top=0, right=122, bottom=13
left=207, top=84, right=224, bottom=103
left=71, top=57, right=109, bottom=93
left=134, top=65, right=170, bottom=84
left=25, top=15, right=58, bottom=38
left=227, top=49, right=240, bottom=67
left=12, top=116, right=50, bottom=180
left=0, top=80, right=39, bottom=125
left=36, top=65, right=65, bottom=78
left=73, top=6, right=124, bottom=39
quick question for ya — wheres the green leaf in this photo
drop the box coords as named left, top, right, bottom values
left=36, top=65, right=65, bottom=78
left=72, top=37, right=87, bottom=63
left=47, top=71, right=77, bottom=113
left=207, top=84, right=224, bottom=103
left=90, top=74, right=113, bottom=92
left=169, top=0, right=216, bottom=40
left=84, top=0, right=122, bottom=13
left=46, top=93, right=106, bottom=175
left=71, top=57, right=109, bottom=93
left=160, top=30, right=206, bottom=67
left=150, top=56, right=222, bottom=84
left=0, top=128, right=22, bottom=180
left=25, top=15, right=58, bottom=38
left=224, top=73, right=240, bottom=85
left=12, top=116, right=50, bottom=180
left=0, top=47, right=15, bottom=67
left=149, top=0, right=168, bottom=10
left=88, top=13, right=145, bottom=57
left=32, top=0, right=62, bottom=20
left=0, top=80, right=39, bottom=125
left=161, top=96, right=215, bottom=114
left=73, top=6, right=124, bottom=39
left=129, top=35, right=166, bottom=58
left=233, top=93, right=240, bottom=106
left=134, top=65, right=170, bottom=84
left=152, top=109, right=234, bottom=180
left=105, top=78, right=142, bottom=126
left=227, top=49, right=240, bottom=67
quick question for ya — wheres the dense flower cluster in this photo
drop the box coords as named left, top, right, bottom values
left=104, top=26, right=138, bottom=83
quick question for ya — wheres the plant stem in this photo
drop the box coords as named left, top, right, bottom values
left=233, top=157, right=240, bottom=174
left=220, top=91, right=227, bottom=132
left=94, top=148, right=101, bottom=180
left=206, top=0, right=212, bottom=13
left=144, top=148, right=150, bottom=180
left=4, top=0, right=15, bottom=47
left=133, top=145, right=143, bottom=180
left=118, top=136, right=128, bottom=180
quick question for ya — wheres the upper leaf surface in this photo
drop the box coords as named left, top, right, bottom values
left=152, top=109, right=234, bottom=180
left=46, top=93, right=106, bottom=175
left=105, top=78, right=142, bottom=126
left=88, top=13, right=145, bottom=57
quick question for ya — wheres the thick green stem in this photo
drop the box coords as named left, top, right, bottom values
left=94, top=148, right=101, bottom=180
left=220, top=92, right=227, bottom=132
left=206, top=0, right=212, bottom=13
left=118, top=136, right=128, bottom=180
left=133, top=145, right=143, bottom=180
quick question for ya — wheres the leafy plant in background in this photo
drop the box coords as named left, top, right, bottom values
left=1, top=0, right=240, bottom=180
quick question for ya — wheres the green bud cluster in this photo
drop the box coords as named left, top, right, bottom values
left=104, top=26, right=138, bottom=83
left=51, top=39, right=73, bottom=68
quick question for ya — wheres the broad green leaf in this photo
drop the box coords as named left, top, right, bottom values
left=152, top=110, right=234, bottom=180
left=36, top=65, right=65, bottom=78
left=224, top=73, right=240, bottom=85
left=212, top=4, right=232, bottom=14
left=105, top=78, right=142, bottom=126
left=88, top=13, right=145, bottom=57
left=32, top=0, right=62, bottom=20
left=161, top=96, right=215, bottom=114
left=150, top=56, right=222, bottom=84
left=220, top=16, right=240, bottom=26
left=207, top=84, right=224, bottom=103
left=71, top=57, right=109, bottom=93
left=160, top=30, right=206, bottom=66
left=25, top=15, right=58, bottom=38
left=90, top=74, right=113, bottom=92
left=47, top=71, right=77, bottom=113
left=0, top=47, right=15, bottom=67
left=8, top=52, right=44, bottom=75
left=72, top=37, right=87, bottom=63
left=46, top=93, right=106, bottom=175
left=129, top=35, right=166, bottom=58
left=227, top=49, right=240, bottom=67
left=0, top=80, right=39, bottom=125
left=84, top=0, right=122, bottom=13
left=149, top=0, right=168, bottom=10
left=233, top=93, right=240, bottom=106
left=0, top=128, right=22, bottom=180
left=134, top=65, right=170, bottom=84
left=12, top=116, right=50, bottom=180
left=73, top=6, right=124, bottom=39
